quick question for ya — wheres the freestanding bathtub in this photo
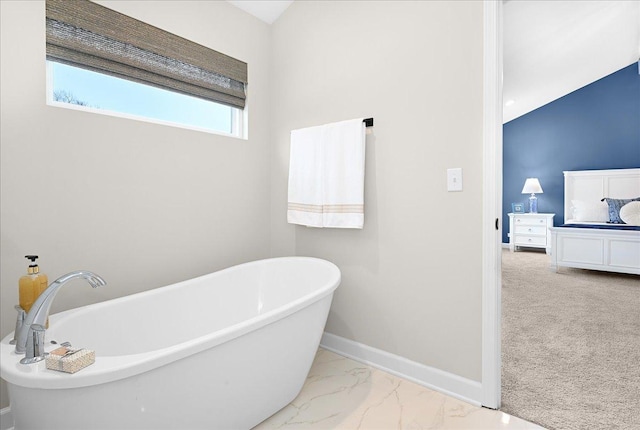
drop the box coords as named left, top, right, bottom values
left=1, top=257, right=340, bottom=430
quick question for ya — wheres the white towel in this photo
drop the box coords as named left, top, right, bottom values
left=288, top=118, right=366, bottom=228
left=287, top=124, right=325, bottom=228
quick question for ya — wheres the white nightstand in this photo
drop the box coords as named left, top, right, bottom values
left=508, top=213, right=555, bottom=254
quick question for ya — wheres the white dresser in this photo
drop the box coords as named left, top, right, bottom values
left=508, top=213, right=555, bottom=254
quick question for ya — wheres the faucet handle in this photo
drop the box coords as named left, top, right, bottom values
left=20, top=324, right=47, bottom=365
left=9, top=305, right=26, bottom=345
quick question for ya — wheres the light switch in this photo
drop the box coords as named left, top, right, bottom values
left=447, top=168, right=463, bottom=191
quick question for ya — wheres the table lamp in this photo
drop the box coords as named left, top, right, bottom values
left=522, top=178, right=543, bottom=213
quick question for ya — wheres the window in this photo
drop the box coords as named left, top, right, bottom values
left=46, top=0, right=247, bottom=137
left=48, top=61, right=241, bottom=136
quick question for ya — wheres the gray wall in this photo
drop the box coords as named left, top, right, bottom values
left=0, top=0, right=271, bottom=407
left=270, top=1, right=485, bottom=381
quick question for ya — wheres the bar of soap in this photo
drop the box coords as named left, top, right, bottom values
left=45, top=347, right=95, bottom=373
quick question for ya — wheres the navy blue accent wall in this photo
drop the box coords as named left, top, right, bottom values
left=502, top=63, right=640, bottom=244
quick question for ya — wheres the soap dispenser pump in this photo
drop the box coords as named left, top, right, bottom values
left=19, top=255, right=48, bottom=314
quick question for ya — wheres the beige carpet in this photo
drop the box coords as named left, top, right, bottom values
left=501, top=248, right=640, bottom=430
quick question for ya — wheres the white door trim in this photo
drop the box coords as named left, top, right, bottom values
left=481, top=0, right=503, bottom=409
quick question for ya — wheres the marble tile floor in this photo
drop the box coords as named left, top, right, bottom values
left=254, top=348, right=544, bottom=430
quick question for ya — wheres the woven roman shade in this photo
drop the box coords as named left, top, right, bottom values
left=46, top=0, right=247, bottom=109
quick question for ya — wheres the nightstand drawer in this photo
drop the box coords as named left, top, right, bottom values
left=515, top=225, right=547, bottom=235
left=509, top=212, right=555, bottom=253
left=513, top=216, right=548, bottom=226
left=514, top=235, right=547, bottom=246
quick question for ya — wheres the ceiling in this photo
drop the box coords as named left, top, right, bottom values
left=226, top=0, right=293, bottom=25
left=227, top=1, right=640, bottom=123
left=503, top=0, right=639, bottom=123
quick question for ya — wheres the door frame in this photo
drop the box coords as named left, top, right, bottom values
left=481, top=0, right=503, bottom=410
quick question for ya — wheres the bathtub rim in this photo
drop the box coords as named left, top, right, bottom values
left=0, top=256, right=340, bottom=390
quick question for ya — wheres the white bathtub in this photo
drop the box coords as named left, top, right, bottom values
left=1, top=257, right=340, bottom=430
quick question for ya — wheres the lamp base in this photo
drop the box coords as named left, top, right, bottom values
left=529, top=194, right=538, bottom=213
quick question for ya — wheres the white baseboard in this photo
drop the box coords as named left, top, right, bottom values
left=320, top=332, right=482, bottom=407
left=1, top=335, right=483, bottom=428
left=0, top=407, right=13, bottom=430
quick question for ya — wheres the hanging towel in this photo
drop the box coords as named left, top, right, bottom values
left=287, top=124, right=325, bottom=228
left=288, top=118, right=366, bottom=228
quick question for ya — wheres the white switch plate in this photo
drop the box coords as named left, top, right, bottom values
left=447, top=168, right=463, bottom=191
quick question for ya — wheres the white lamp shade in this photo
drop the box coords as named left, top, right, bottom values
left=521, top=178, right=543, bottom=194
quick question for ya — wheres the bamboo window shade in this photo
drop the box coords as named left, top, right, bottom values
left=46, top=0, right=248, bottom=109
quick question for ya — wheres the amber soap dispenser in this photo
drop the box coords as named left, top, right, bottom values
left=18, top=255, right=48, bottom=313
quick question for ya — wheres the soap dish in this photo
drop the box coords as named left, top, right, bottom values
left=45, top=346, right=95, bottom=373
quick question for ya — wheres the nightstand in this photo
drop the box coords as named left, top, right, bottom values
left=508, top=213, right=555, bottom=254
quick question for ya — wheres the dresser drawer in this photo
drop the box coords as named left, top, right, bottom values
left=514, top=235, right=547, bottom=246
left=513, top=216, right=548, bottom=226
left=514, top=225, right=547, bottom=236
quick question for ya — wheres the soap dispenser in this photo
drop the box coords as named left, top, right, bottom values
left=18, top=255, right=48, bottom=314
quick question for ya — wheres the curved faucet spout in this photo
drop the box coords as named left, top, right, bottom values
left=15, top=270, right=106, bottom=354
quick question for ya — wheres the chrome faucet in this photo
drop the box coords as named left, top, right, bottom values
left=15, top=270, right=106, bottom=354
